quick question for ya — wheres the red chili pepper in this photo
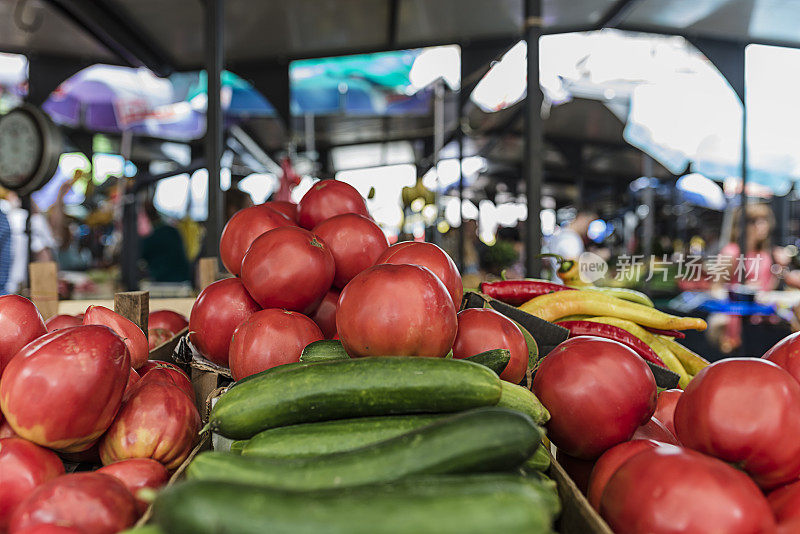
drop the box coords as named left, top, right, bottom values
left=480, top=280, right=574, bottom=306
left=556, top=320, right=666, bottom=368
left=643, top=327, right=685, bottom=339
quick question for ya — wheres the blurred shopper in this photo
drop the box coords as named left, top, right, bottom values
left=49, top=171, right=90, bottom=271
left=543, top=210, right=597, bottom=281
left=0, top=189, right=57, bottom=293
left=719, top=203, right=778, bottom=291
left=711, top=203, right=781, bottom=353
left=0, top=208, right=12, bottom=295
left=225, top=188, right=254, bottom=221
left=140, top=200, right=191, bottom=283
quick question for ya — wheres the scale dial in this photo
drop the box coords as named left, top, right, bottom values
left=0, top=105, right=61, bottom=195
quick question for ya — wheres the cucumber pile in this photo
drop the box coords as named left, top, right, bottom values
left=149, top=355, right=559, bottom=533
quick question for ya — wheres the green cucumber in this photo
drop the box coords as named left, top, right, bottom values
left=153, top=475, right=557, bottom=534
left=300, top=340, right=350, bottom=362
left=464, top=349, right=510, bottom=375
left=242, top=414, right=444, bottom=459
left=210, top=357, right=502, bottom=439
left=511, top=319, right=540, bottom=369
left=189, top=407, right=542, bottom=490
left=119, top=527, right=165, bottom=534
left=496, top=381, right=550, bottom=425
left=522, top=444, right=551, bottom=473
left=228, top=361, right=315, bottom=390
left=230, top=440, right=245, bottom=454
left=521, top=473, right=560, bottom=517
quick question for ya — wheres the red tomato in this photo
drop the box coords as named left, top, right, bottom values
left=265, top=200, right=298, bottom=222
left=310, top=290, right=339, bottom=339
left=763, top=331, right=800, bottom=385
left=652, top=388, right=682, bottom=437
left=137, top=360, right=188, bottom=379
left=219, top=204, right=294, bottom=275
left=240, top=227, right=335, bottom=314
left=0, top=295, right=46, bottom=377
left=336, top=264, right=457, bottom=359
left=297, top=180, right=369, bottom=230
left=43, top=314, right=81, bottom=333
left=587, top=439, right=663, bottom=510
left=674, top=358, right=800, bottom=489
left=0, top=438, right=65, bottom=532
left=12, top=525, right=83, bottom=534
left=135, top=365, right=194, bottom=400
left=189, top=278, right=261, bottom=366
left=600, top=447, right=776, bottom=534
left=451, top=308, right=528, bottom=383
left=769, top=480, right=800, bottom=523
left=124, top=368, right=140, bottom=396
left=147, top=328, right=173, bottom=350
left=631, top=417, right=679, bottom=445
left=148, top=310, right=188, bottom=335
left=99, top=382, right=200, bottom=470
left=313, top=214, right=388, bottom=288
left=554, top=449, right=594, bottom=495
left=0, top=326, right=129, bottom=452
left=83, top=306, right=148, bottom=369
left=778, top=518, right=800, bottom=534
left=97, top=458, right=170, bottom=515
left=376, top=242, right=462, bottom=310
left=532, top=336, right=657, bottom=459
left=229, top=309, right=323, bottom=380
left=9, top=472, right=137, bottom=534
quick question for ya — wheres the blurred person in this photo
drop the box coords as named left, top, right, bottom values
left=542, top=210, right=597, bottom=281
left=49, top=171, right=90, bottom=271
left=719, top=203, right=778, bottom=291
left=461, top=219, right=482, bottom=276
left=140, top=199, right=191, bottom=283
left=0, top=190, right=57, bottom=294
left=225, top=188, right=254, bottom=221
left=0, top=208, right=12, bottom=295
left=712, top=203, right=783, bottom=354
left=56, top=221, right=91, bottom=271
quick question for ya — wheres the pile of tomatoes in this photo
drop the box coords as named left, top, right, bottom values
left=189, top=180, right=531, bottom=384
left=533, top=331, right=800, bottom=534
left=0, top=295, right=198, bottom=533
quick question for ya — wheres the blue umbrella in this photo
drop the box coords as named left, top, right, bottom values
left=179, top=70, right=276, bottom=116
left=676, top=173, right=727, bottom=210
left=43, top=65, right=205, bottom=140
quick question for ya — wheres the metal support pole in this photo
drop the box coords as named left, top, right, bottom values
left=738, top=85, right=748, bottom=284
left=120, top=185, right=139, bottom=290
left=642, top=155, right=654, bottom=272
left=432, top=80, right=445, bottom=246
left=204, top=0, right=224, bottom=260
left=457, top=120, right=466, bottom=273
left=524, top=0, right=543, bottom=277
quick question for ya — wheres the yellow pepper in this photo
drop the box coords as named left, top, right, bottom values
left=520, top=290, right=707, bottom=331
left=659, top=337, right=711, bottom=376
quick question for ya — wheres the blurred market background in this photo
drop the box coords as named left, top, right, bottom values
left=0, top=0, right=799, bottom=360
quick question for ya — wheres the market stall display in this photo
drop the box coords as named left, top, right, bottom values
left=0, top=183, right=798, bottom=534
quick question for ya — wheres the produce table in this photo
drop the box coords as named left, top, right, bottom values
left=4, top=193, right=797, bottom=534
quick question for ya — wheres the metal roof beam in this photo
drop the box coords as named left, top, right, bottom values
left=595, top=0, right=640, bottom=29
left=43, top=0, right=174, bottom=76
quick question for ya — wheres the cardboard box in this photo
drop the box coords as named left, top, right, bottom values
left=172, top=334, right=233, bottom=409
left=548, top=449, right=614, bottom=534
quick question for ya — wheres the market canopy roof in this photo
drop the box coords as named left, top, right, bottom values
left=3, top=0, right=800, bottom=77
